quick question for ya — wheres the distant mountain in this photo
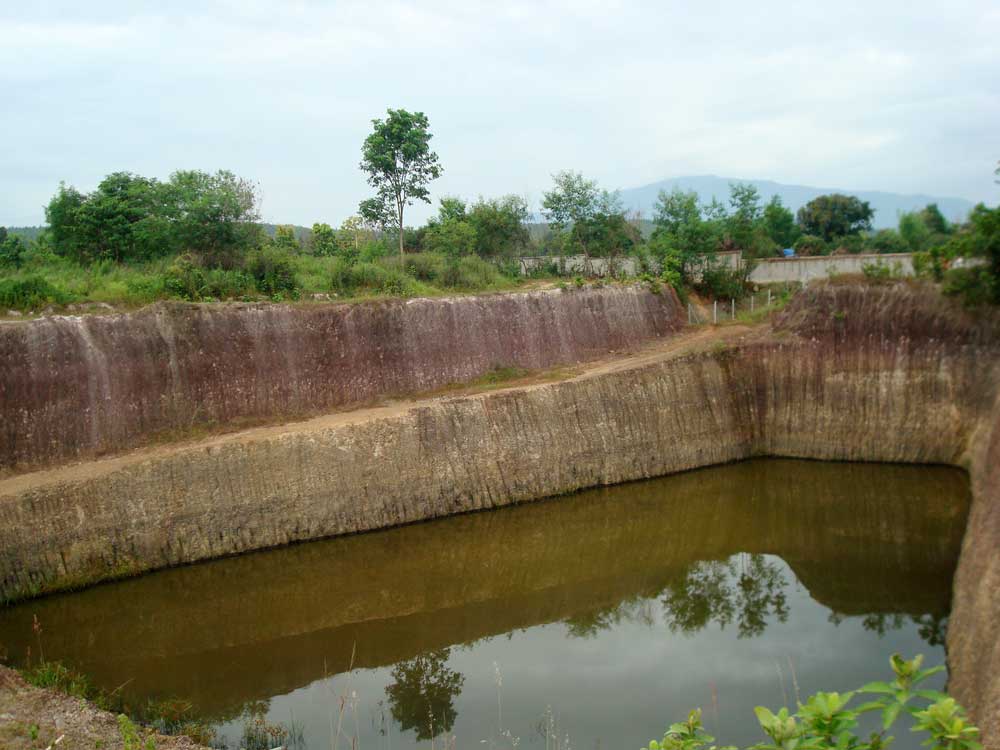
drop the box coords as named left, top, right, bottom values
left=617, top=176, right=976, bottom=230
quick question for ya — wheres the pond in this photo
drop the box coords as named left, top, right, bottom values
left=0, top=459, right=970, bottom=750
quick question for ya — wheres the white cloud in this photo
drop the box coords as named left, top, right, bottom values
left=1, top=0, right=997, bottom=226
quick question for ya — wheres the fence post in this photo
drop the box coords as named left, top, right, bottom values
left=713, top=300, right=717, bottom=324
left=731, top=299, right=735, bottom=319
left=751, top=295, right=754, bottom=313
left=767, top=289, right=772, bottom=307
left=687, top=303, right=691, bottom=325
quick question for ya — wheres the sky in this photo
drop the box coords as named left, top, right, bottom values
left=2, top=0, right=998, bottom=227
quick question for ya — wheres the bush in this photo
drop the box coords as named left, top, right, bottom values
left=0, top=276, right=70, bottom=311
left=649, top=654, right=979, bottom=750
left=403, top=252, right=446, bottom=282
left=943, top=266, right=995, bottom=307
left=794, top=234, right=827, bottom=256
left=247, top=248, right=299, bottom=298
left=697, top=263, right=745, bottom=299
left=163, top=254, right=206, bottom=301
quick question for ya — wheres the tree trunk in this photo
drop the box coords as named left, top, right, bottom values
left=398, top=202, right=404, bottom=264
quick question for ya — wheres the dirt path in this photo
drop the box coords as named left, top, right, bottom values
left=0, top=323, right=754, bottom=499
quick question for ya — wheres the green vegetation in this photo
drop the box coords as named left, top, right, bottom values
left=649, top=655, right=980, bottom=750
left=3, top=112, right=998, bottom=312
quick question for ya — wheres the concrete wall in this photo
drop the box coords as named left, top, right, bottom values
left=517, top=251, right=915, bottom=285
left=0, top=284, right=684, bottom=473
left=748, top=253, right=914, bottom=284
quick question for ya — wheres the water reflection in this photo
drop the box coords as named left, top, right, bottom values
left=385, top=649, right=465, bottom=740
left=0, top=459, right=971, bottom=749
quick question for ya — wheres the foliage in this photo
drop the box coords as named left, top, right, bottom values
left=467, top=194, right=531, bottom=258
left=793, top=234, right=827, bottom=256
left=0, top=229, right=27, bottom=268
left=940, top=202, right=1000, bottom=305
left=43, top=170, right=262, bottom=268
left=359, top=108, right=442, bottom=260
left=542, top=171, right=628, bottom=259
left=271, top=224, right=301, bottom=253
left=424, top=216, right=478, bottom=259
left=647, top=655, right=980, bottom=750
left=862, top=261, right=905, bottom=284
left=762, top=196, right=800, bottom=249
left=796, top=194, right=874, bottom=242
left=868, top=229, right=908, bottom=255
left=899, top=212, right=931, bottom=252
left=309, top=222, right=338, bottom=256
left=246, top=247, right=300, bottom=298
left=118, top=714, right=156, bottom=750
left=0, top=275, right=69, bottom=310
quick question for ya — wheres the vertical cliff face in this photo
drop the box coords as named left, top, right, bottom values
left=0, top=285, right=683, bottom=473
left=0, top=282, right=999, bottom=744
left=949, top=397, right=1000, bottom=743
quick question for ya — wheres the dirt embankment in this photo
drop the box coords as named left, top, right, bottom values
left=0, top=285, right=684, bottom=474
left=0, top=281, right=999, bottom=746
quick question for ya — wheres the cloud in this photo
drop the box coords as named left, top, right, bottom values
left=1, top=0, right=997, bottom=227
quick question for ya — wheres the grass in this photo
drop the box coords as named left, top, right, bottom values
left=0, top=250, right=548, bottom=313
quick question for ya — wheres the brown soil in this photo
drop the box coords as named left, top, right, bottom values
left=0, top=666, right=206, bottom=750
left=0, top=323, right=754, bottom=500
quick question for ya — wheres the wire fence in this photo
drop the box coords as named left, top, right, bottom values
left=687, top=286, right=794, bottom=325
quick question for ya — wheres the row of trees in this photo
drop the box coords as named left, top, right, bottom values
left=43, top=170, right=261, bottom=267
left=5, top=108, right=997, bottom=307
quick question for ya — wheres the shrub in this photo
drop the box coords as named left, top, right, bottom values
left=697, top=263, right=745, bottom=299
left=0, top=276, right=70, bottom=311
left=794, top=234, right=827, bottom=256
left=403, top=252, right=446, bottom=282
left=943, top=266, right=995, bottom=307
left=246, top=248, right=299, bottom=298
left=163, top=254, right=206, bottom=301
left=648, top=654, right=979, bottom=750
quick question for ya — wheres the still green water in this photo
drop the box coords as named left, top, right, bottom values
left=0, top=459, right=971, bottom=750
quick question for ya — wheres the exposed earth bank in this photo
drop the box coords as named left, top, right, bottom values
left=0, top=281, right=998, bottom=746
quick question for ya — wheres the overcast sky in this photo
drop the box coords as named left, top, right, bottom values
left=2, top=0, right=998, bottom=227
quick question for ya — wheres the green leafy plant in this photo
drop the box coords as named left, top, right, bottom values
left=118, top=714, right=156, bottom=750
left=646, top=655, right=980, bottom=750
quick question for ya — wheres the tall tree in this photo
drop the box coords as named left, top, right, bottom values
left=359, top=108, right=442, bottom=262
left=542, top=171, right=623, bottom=260
left=796, top=194, right=874, bottom=241
left=762, top=195, right=800, bottom=248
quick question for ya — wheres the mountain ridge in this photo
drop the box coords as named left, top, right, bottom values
left=616, top=175, right=975, bottom=229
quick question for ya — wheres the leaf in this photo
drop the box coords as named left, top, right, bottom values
left=855, top=700, right=884, bottom=714
left=860, top=682, right=895, bottom=695
left=882, top=704, right=902, bottom=731
left=913, top=690, right=948, bottom=703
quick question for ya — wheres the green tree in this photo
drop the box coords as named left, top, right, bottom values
left=649, top=188, right=720, bottom=280
left=942, top=202, right=1000, bottom=304
left=359, top=108, right=442, bottom=263
left=868, top=228, right=908, bottom=254
left=310, top=222, right=338, bottom=256
left=920, top=203, right=950, bottom=236
left=899, top=212, right=931, bottom=252
left=272, top=225, right=300, bottom=253
left=542, top=171, right=624, bottom=261
left=424, top=217, right=477, bottom=259
left=170, top=169, right=262, bottom=268
left=796, top=194, right=875, bottom=241
left=762, top=195, right=800, bottom=248
left=0, top=229, right=26, bottom=268
left=466, top=195, right=530, bottom=259
left=726, top=182, right=763, bottom=253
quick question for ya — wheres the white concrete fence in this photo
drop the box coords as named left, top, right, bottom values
left=517, top=251, right=915, bottom=284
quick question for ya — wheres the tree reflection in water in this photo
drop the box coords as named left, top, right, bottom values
left=385, top=648, right=465, bottom=740
left=564, top=553, right=945, bottom=645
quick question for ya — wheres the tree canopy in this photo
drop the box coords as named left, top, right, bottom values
left=796, top=194, right=875, bottom=241
left=359, top=108, right=442, bottom=261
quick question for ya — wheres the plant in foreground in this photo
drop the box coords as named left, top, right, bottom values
left=647, top=655, right=980, bottom=750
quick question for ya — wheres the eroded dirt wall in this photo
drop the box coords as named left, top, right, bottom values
left=0, top=285, right=683, bottom=473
